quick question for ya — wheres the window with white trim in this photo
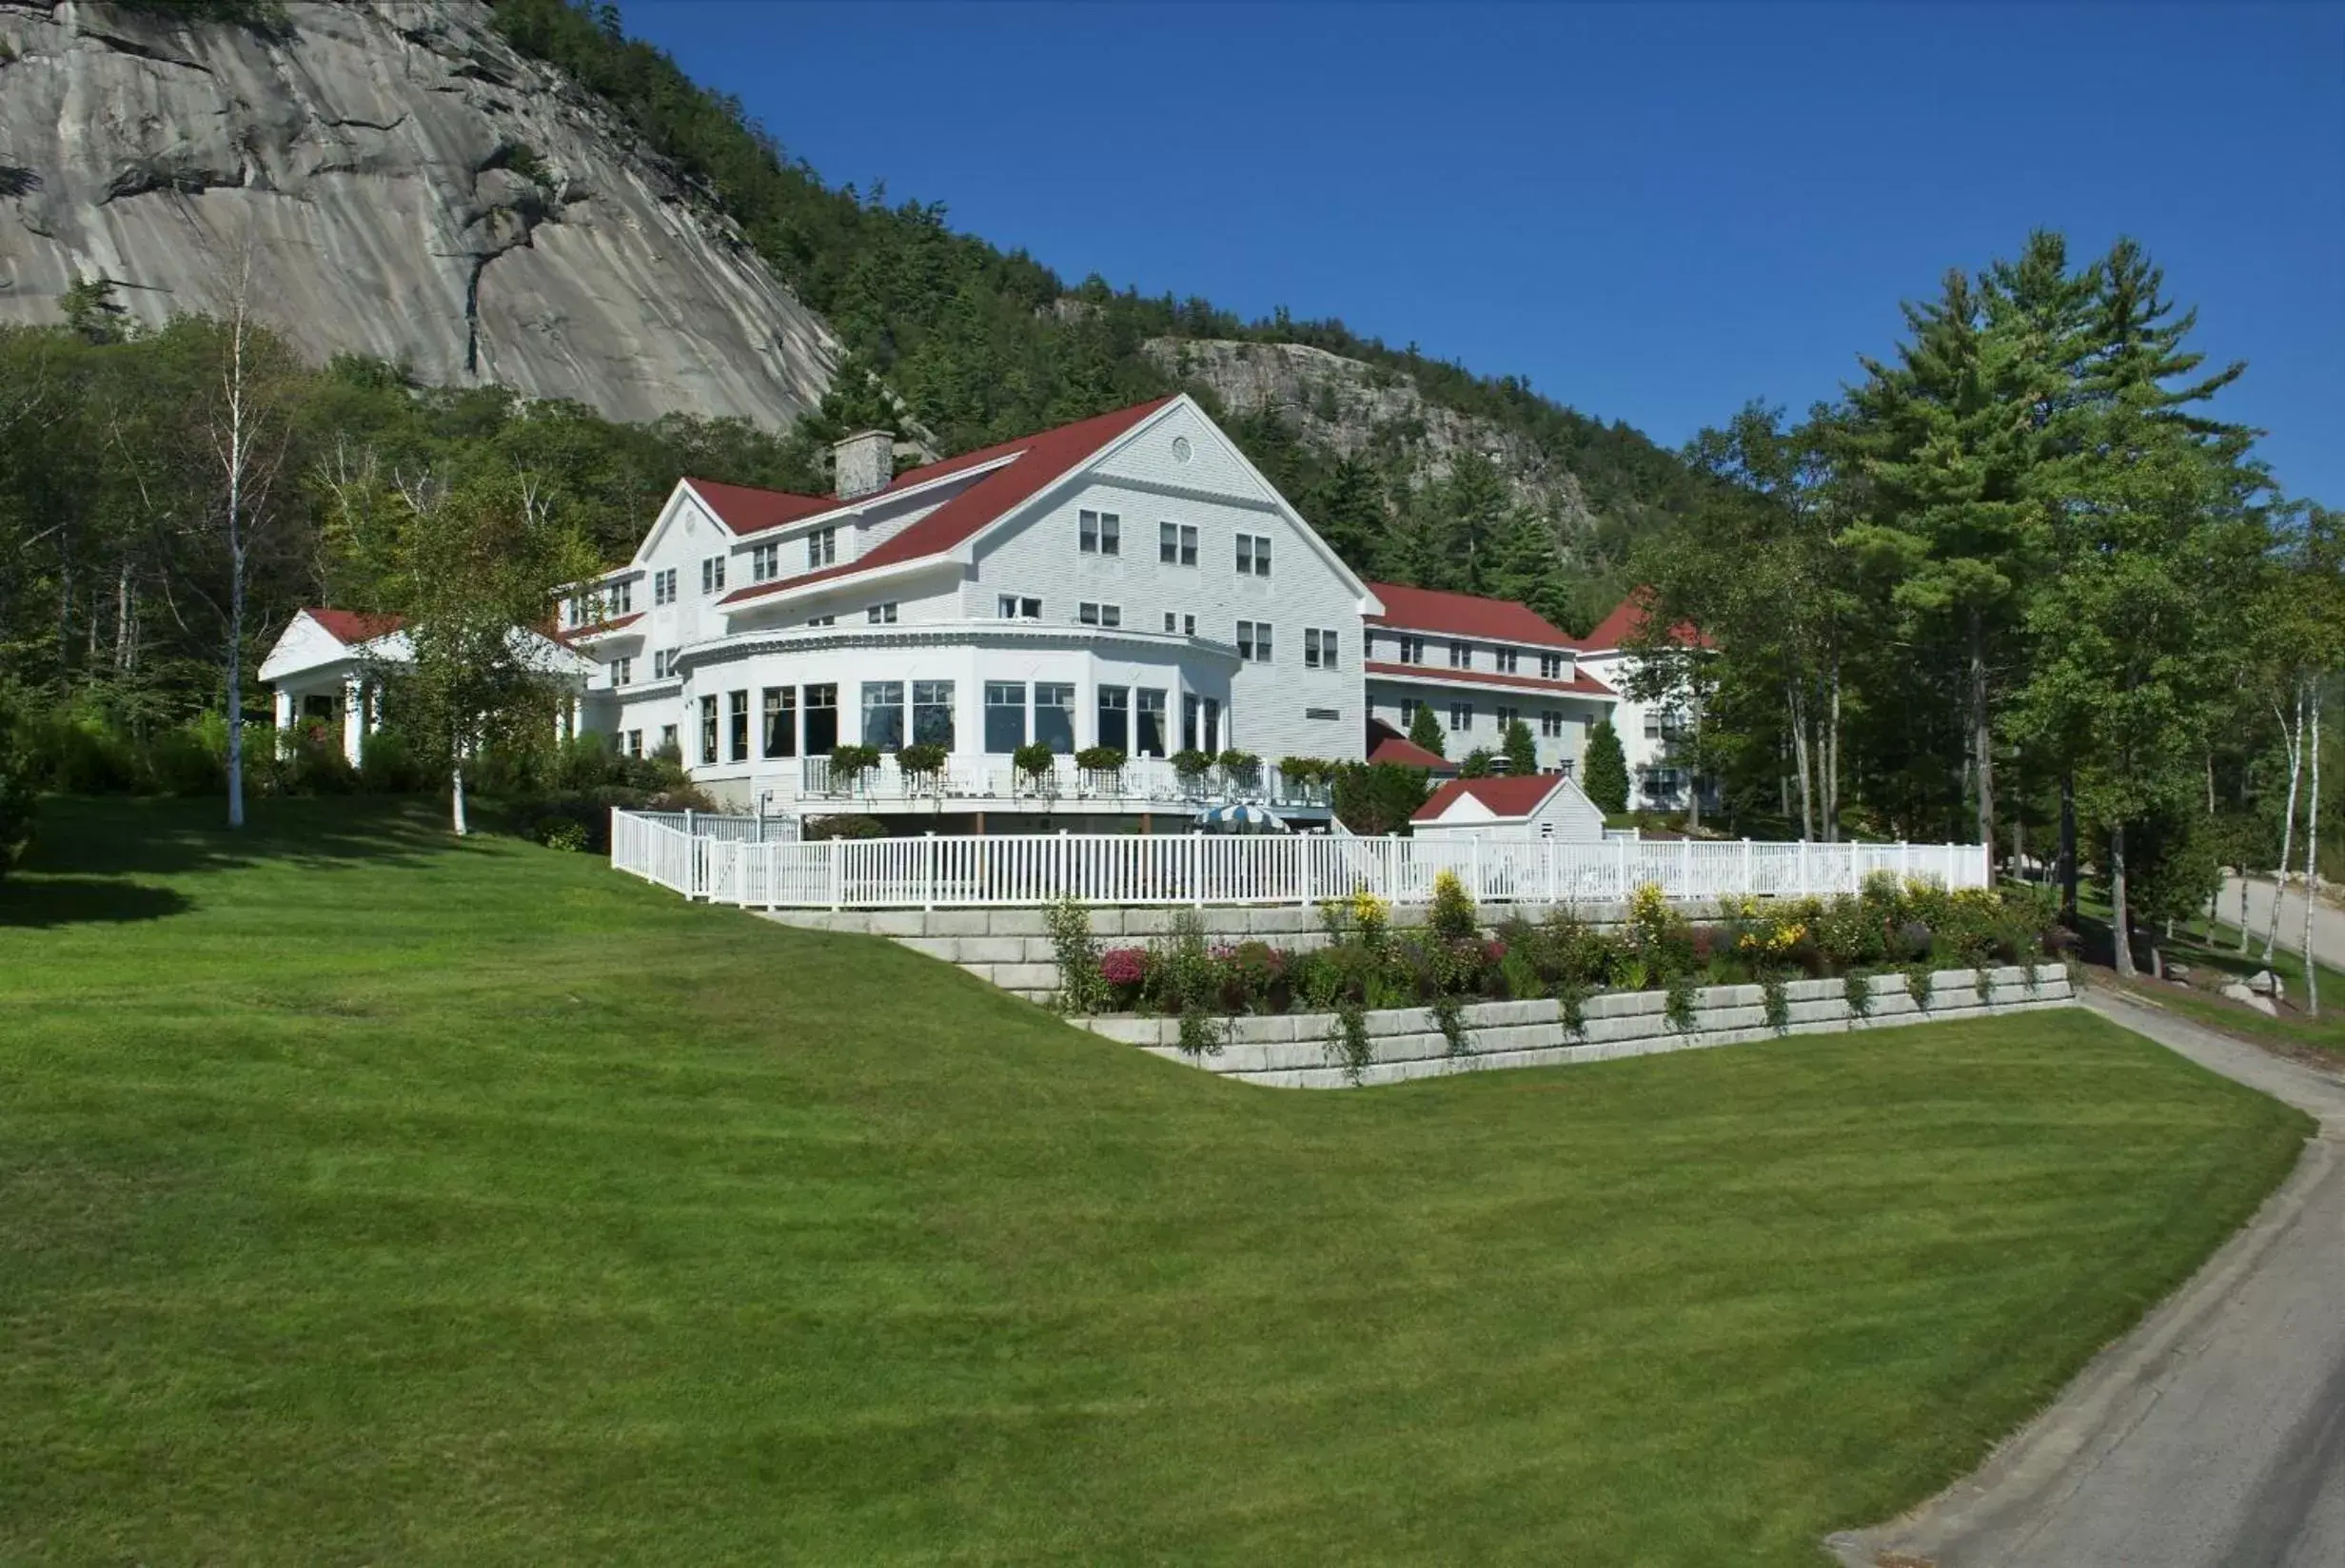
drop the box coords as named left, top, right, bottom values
left=1304, top=628, right=1339, bottom=669
left=1235, top=533, right=1271, bottom=577
left=1078, top=601, right=1120, bottom=628
left=1448, top=700, right=1472, bottom=732
left=1539, top=652, right=1565, bottom=679
left=609, top=656, right=633, bottom=688
left=1159, top=521, right=1198, bottom=566
left=751, top=542, right=779, bottom=582
left=806, top=526, right=836, bottom=569
left=1078, top=509, right=1120, bottom=556
left=806, top=614, right=835, bottom=627
left=652, top=648, right=678, bottom=680
left=1448, top=639, right=1471, bottom=669
left=624, top=729, right=642, bottom=757
left=997, top=595, right=1041, bottom=620
left=1495, top=648, right=1518, bottom=675
left=1396, top=635, right=1425, bottom=664
left=1541, top=710, right=1566, bottom=737
left=1496, top=705, right=1520, bottom=730
left=653, top=568, right=677, bottom=606
left=1400, top=697, right=1422, bottom=725
left=867, top=602, right=898, bottom=624
left=1237, top=620, right=1273, bottom=663
left=701, top=556, right=725, bottom=595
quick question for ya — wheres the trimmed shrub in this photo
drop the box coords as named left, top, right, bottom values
left=0, top=692, right=35, bottom=880
left=804, top=813, right=884, bottom=841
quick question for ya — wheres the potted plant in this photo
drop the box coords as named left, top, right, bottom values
left=1074, top=745, right=1127, bottom=795
left=826, top=742, right=879, bottom=795
left=1172, top=748, right=1214, bottom=786
left=896, top=741, right=948, bottom=798
left=1218, top=748, right=1261, bottom=790
left=1012, top=741, right=1057, bottom=797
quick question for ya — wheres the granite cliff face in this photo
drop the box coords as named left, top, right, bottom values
left=1144, top=336, right=1598, bottom=536
left=0, top=0, right=838, bottom=426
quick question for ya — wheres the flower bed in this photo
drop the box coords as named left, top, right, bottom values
left=1047, top=872, right=2068, bottom=1056
left=1078, top=963, right=2077, bottom=1088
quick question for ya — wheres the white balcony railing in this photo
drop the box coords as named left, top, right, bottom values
left=788, top=755, right=1331, bottom=811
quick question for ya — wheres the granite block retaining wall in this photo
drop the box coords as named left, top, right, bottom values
left=1070, top=964, right=2077, bottom=1088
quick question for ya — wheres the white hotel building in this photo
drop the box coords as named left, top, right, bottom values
left=266, top=396, right=1630, bottom=830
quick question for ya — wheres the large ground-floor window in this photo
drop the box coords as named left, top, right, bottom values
left=762, top=687, right=797, bottom=758
left=913, top=680, right=955, bottom=748
left=984, top=682, right=1025, bottom=753
left=727, top=690, right=750, bottom=763
left=1096, top=685, right=1129, bottom=752
left=698, top=695, right=718, bottom=765
left=1035, top=683, right=1075, bottom=753
left=803, top=684, right=838, bottom=754
left=861, top=681, right=904, bottom=752
left=1180, top=694, right=1221, bottom=755
left=1135, top=688, right=1167, bottom=757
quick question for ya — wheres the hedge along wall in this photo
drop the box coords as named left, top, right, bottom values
left=1075, top=964, right=2078, bottom=1089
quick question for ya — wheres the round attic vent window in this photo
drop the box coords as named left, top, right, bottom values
left=1171, top=436, right=1192, bottom=463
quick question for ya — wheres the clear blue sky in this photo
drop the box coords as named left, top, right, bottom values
left=622, top=1, right=2345, bottom=502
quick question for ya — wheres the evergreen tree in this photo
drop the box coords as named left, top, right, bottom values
left=1584, top=719, right=1629, bottom=813
left=1407, top=703, right=1447, bottom=757
left=1502, top=717, right=1538, bottom=775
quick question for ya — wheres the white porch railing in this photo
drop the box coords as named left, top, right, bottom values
left=791, top=755, right=1330, bottom=811
left=629, top=810, right=797, bottom=843
left=610, top=810, right=1990, bottom=911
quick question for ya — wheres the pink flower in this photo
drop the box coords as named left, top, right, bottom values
left=1100, top=948, right=1147, bottom=986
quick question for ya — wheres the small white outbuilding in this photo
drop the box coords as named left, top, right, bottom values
left=1409, top=773, right=1606, bottom=842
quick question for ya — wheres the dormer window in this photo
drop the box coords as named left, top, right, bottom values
left=751, top=542, right=779, bottom=582
left=1540, top=652, right=1565, bottom=679
left=1448, top=640, right=1471, bottom=669
left=807, top=526, right=836, bottom=569
left=1494, top=648, right=1518, bottom=675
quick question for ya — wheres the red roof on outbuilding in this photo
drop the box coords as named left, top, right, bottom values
left=1414, top=774, right=1574, bottom=821
left=1365, top=581, right=1577, bottom=648
left=715, top=397, right=1176, bottom=606
left=305, top=608, right=404, bottom=644
left=1367, top=736, right=1454, bottom=771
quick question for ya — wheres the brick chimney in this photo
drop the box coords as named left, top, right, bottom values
left=833, top=430, right=894, bottom=501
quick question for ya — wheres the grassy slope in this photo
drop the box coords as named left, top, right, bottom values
left=0, top=799, right=2313, bottom=1566
left=2081, top=893, right=2345, bottom=1059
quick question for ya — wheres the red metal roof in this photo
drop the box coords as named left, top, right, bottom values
left=683, top=479, right=837, bottom=537
left=305, top=608, right=404, bottom=644
left=1367, top=735, right=1454, bottom=771
left=1414, top=774, right=1575, bottom=821
left=1581, top=587, right=1715, bottom=653
left=716, top=397, right=1176, bottom=607
left=1364, top=581, right=1577, bottom=648
left=1363, top=659, right=1614, bottom=697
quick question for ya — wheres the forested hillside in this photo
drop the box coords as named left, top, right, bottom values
left=484, top=0, right=1700, bottom=633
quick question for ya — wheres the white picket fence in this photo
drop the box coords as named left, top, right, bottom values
left=609, top=809, right=1988, bottom=911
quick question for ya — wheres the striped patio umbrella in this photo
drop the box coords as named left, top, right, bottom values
left=1191, top=802, right=1290, bottom=833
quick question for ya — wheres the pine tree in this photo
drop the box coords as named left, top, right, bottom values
left=1502, top=717, right=1538, bottom=775
left=1584, top=719, right=1629, bottom=813
left=1408, top=702, right=1447, bottom=757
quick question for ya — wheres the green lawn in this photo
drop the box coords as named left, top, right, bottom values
left=0, top=799, right=2314, bottom=1566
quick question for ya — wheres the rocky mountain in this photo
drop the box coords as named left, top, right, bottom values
left=0, top=0, right=837, bottom=427
left=1146, top=336, right=1600, bottom=534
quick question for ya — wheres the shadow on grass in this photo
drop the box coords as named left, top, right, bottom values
left=20, top=794, right=483, bottom=881
left=0, top=877, right=192, bottom=929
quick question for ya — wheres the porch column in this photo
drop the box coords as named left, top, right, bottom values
left=570, top=690, right=583, bottom=743
left=342, top=675, right=365, bottom=766
left=272, top=685, right=292, bottom=732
